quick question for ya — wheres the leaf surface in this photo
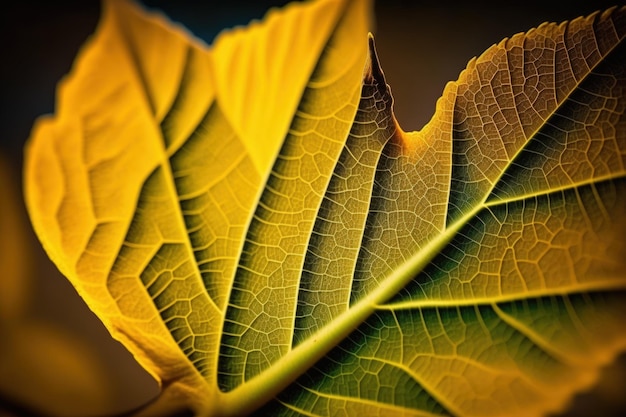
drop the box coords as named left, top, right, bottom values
left=24, top=1, right=626, bottom=416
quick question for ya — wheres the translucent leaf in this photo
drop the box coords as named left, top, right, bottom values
left=24, top=0, right=626, bottom=416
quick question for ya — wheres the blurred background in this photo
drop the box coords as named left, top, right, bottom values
left=1, top=0, right=624, bottom=416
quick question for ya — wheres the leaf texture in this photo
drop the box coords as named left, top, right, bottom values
left=24, top=1, right=626, bottom=416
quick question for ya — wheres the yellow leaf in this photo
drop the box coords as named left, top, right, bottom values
left=211, top=0, right=371, bottom=174
left=24, top=1, right=626, bottom=416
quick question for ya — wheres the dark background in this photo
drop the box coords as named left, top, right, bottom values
left=1, top=1, right=624, bottom=416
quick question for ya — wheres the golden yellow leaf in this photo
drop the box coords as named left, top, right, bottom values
left=24, top=0, right=626, bottom=416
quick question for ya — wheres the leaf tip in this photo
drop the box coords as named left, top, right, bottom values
left=364, top=33, right=387, bottom=92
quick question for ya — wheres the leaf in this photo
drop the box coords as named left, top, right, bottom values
left=24, top=0, right=626, bottom=416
